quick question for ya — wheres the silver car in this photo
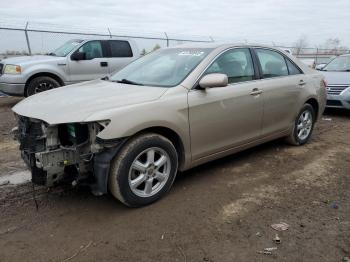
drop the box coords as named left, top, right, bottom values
left=12, top=43, right=326, bottom=207
left=0, top=39, right=139, bottom=96
left=319, top=54, right=350, bottom=109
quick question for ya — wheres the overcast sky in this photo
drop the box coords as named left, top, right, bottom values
left=0, top=0, right=350, bottom=47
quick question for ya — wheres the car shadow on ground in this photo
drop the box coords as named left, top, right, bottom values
left=324, top=107, right=350, bottom=118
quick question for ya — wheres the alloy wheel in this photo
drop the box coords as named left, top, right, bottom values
left=297, top=109, right=313, bottom=141
left=34, top=81, right=54, bottom=93
left=128, top=147, right=171, bottom=197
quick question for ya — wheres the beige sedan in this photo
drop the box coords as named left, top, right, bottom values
left=13, top=44, right=327, bottom=207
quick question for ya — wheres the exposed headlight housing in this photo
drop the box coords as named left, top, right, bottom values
left=97, top=120, right=111, bottom=129
left=4, top=64, right=22, bottom=74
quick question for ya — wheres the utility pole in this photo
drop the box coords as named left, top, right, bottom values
left=164, top=32, right=169, bottom=47
left=24, top=22, right=32, bottom=55
left=107, top=28, right=112, bottom=38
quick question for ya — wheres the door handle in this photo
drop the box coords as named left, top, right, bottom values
left=299, top=80, right=306, bottom=86
left=100, top=62, right=108, bottom=67
left=250, top=88, right=263, bottom=96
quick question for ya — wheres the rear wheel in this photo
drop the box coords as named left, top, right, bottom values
left=109, top=133, right=178, bottom=207
left=26, top=76, right=60, bottom=96
left=286, top=103, right=315, bottom=145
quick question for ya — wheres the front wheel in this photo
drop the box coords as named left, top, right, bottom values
left=109, top=133, right=178, bottom=207
left=286, top=103, right=316, bottom=145
left=26, top=76, right=60, bottom=96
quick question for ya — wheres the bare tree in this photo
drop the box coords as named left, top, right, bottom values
left=140, top=48, right=147, bottom=56
left=318, top=38, right=348, bottom=54
left=294, top=35, right=308, bottom=55
left=152, top=44, right=161, bottom=52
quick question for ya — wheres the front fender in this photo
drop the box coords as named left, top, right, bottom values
left=84, top=88, right=191, bottom=168
left=23, top=64, right=68, bottom=83
left=87, top=102, right=189, bottom=144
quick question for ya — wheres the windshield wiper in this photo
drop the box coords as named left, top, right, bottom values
left=114, top=79, right=143, bottom=86
left=324, top=69, right=350, bottom=72
left=48, top=52, right=56, bottom=56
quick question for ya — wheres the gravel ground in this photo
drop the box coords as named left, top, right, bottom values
left=0, top=97, right=349, bottom=262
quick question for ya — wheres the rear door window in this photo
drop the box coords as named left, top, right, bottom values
left=255, top=49, right=288, bottom=78
left=205, top=48, right=255, bottom=84
left=109, top=40, right=133, bottom=57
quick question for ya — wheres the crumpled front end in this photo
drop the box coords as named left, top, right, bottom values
left=13, top=115, right=122, bottom=194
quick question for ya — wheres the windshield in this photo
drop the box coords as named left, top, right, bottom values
left=323, top=56, right=350, bottom=71
left=50, top=40, right=83, bottom=57
left=110, top=48, right=213, bottom=87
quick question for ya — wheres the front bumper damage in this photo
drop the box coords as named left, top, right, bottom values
left=14, top=115, right=123, bottom=195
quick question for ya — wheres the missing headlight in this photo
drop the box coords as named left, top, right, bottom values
left=58, top=123, right=89, bottom=146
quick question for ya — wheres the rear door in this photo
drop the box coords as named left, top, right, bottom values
left=253, top=48, right=304, bottom=136
left=188, top=48, right=264, bottom=160
left=68, top=40, right=109, bottom=82
left=105, top=40, right=135, bottom=74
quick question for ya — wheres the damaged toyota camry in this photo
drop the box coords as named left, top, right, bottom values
left=12, top=44, right=326, bottom=207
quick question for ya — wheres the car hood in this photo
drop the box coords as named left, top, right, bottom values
left=320, top=71, right=350, bottom=85
left=12, top=79, right=168, bottom=124
left=1, top=55, right=65, bottom=65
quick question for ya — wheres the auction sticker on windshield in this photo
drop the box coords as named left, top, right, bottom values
left=178, top=51, right=205, bottom=56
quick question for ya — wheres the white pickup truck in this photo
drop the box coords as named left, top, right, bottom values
left=0, top=38, right=139, bottom=96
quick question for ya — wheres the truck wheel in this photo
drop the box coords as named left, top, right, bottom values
left=109, top=133, right=178, bottom=207
left=286, top=103, right=315, bottom=145
left=26, top=76, right=60, bottom=96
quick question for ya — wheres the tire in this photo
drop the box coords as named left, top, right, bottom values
left=286, top=103, right=316, bottom=145
left=26, top=76, right=60, bottom=96
left=109, top=133, right=178, bottom=207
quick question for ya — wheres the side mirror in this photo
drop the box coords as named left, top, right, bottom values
left=315, top=64, right=326, bottom=70
left=71, top=51, right=86, bottom=61
left=199, top=73, right=228, bottom=89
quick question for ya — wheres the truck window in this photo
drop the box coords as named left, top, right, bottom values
left=109, top=40, right=133, bottom=57
left=78, top=41, right=103, bottom=60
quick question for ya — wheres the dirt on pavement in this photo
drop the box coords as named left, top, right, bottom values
left=0, top=97, right=349, bottom=262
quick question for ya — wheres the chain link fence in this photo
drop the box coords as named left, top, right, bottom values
left=0, top=21, right=213, bottom=59
left=0, top=20, right=349, bottom=66
left=273, top=45, right=349, bottom=67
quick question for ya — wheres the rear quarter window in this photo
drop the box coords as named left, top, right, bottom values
left=109, top=40, right=133, bottom=57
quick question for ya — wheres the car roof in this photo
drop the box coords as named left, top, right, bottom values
left=168, top=42, right=285, bottom=51
left=169, top=42, right=314, bottom=74
left=77, top=37, right=135, bottom=42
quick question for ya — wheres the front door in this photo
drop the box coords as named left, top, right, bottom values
left=68, top=40, right=109, bottom=82
left=188, top=48, right=264, bottom=160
